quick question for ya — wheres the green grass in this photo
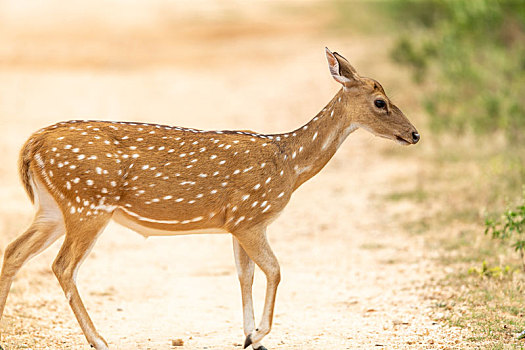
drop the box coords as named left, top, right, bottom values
left=384, top=188, right=428, bottom=203
left=359, top=242, right=387, bottom=250
left=445, top=272, right=525, bottom=344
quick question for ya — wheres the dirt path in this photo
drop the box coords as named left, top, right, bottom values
left=0, top=3, right=467, bottom=349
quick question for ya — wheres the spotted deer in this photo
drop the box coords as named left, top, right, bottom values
left=0, top=48, right=419, bottom=350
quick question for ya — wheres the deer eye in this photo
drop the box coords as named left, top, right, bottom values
left=374, top=99, right=386, bottom=109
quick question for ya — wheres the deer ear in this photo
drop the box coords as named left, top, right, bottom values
left=325, top=48, right=359, bottom=87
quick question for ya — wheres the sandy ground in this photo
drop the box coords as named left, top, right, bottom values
left=0, top=2, right=469, bottom=349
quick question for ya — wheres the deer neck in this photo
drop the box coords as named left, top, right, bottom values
left=277, top=89, right=358, bottom=190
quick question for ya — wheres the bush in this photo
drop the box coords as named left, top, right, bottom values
left=485, top=189, right=525, bottom=270
left=389, top=0, right=525, bottom=143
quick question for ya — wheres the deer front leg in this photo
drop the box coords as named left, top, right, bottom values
left=232, top=237, right=267, bottom=350
left=52, top=218, right=110, bottom=350
left=233, top=226, right=280, bottom=349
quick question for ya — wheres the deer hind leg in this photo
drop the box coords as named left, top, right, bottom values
left=0, top=183, right=66, bottom=322
left=52, top=215, right=111, bottom=350
left=233, top=227, right=280, bottom=350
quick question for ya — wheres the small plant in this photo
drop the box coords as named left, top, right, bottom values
left=467, top=260, right=514, bottom=278
left=485, top=190, right=525, bottom=271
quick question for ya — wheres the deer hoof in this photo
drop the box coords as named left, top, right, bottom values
left=243, top=334, right=252, bottom=349
left=254, top=346, right=268, bottom=350
left=0, top=344, right=4, bottom=350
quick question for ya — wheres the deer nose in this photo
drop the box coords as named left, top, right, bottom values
left=411, top=132, right=420, bottom=144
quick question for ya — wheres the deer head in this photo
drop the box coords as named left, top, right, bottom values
left=325, top=47, right=420, bottom=145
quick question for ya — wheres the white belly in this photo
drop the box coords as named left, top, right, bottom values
left=112, top=210, right=230, bottom=237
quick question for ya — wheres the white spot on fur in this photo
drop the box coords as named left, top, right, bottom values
left=234, top=216, right=245, bottom=226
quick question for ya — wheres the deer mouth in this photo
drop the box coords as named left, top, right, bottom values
left=395, top=135, right=411, bottom=145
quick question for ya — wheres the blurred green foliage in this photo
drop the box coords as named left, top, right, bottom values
left=388, top=0, right=525, bottom=142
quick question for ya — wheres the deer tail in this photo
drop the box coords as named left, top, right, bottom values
left=18, top=137, right=38, bottom=204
